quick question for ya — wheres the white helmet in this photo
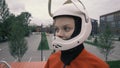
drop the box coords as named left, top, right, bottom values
left=52, top=0, right=92, bottom=50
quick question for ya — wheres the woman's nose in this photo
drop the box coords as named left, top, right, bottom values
left=56, top=30, right=64, bottom=38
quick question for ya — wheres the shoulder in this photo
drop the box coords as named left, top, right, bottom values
left=47, top=51, right=61, bottom=61
left=44, top=51, right=62, bottom=68
left=77, top=49, right=109, bottom=68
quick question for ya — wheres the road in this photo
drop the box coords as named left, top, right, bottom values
left=0, top=33, right=120, bottom=63
left=0, top=33, right=52, bottom=62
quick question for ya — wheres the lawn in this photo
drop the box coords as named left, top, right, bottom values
left=107, top=60, right=120, bottom=68
left=38, top=32, right=49, bottom=50
left=85, top=40, right=120, bottom=68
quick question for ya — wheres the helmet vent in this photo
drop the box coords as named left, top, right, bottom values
left=53, top=44, right=62, bottom=48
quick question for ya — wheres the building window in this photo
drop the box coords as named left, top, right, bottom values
left=115, top=12, right=120, bottom=21
left=118, top=21, right=120, bottom=28
left=118, top=13, right=120, bottom=21
left=100, top=17, right=105, bottom=21
left=111, top=22, right=115, bottom=27
left=106, top=14, right=114, bottom=22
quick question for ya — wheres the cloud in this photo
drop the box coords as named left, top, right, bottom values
left=10, top=3, right=25, bottom=13
left=5, top=0, right=120, bottom=25
left=6, top=0, right=25, bottom=15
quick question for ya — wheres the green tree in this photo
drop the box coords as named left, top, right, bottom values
left=0, top=0, right=10, bottom=40
left=97, top=24, right=114, bottom=61
left=38, top=32, right=49, bottom=61
left=29, top=25, right=37, bottom=32
left=93, top=37, right=98, bottom=45
left=17, top=12, right=31, bottom=36
left=0, top=0, right=10, bottom=21
left=2, top=14, right=14, bottom=37
left=8, top=13, right=30, bottom=62
left=38, top=32, right=49, bottom=50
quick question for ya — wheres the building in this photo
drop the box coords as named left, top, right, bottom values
left=100, top=10, right=120, bottom=35
left=91, top=18, right=98, bottom=36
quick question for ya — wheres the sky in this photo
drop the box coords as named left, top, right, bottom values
left=6, top=0, right=120, bottom=26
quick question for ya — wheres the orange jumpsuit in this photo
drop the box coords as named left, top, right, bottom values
left=45, top=49, right=109, bottom=68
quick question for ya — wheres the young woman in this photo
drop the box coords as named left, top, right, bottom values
left=45, top=1, right=109, bottom=68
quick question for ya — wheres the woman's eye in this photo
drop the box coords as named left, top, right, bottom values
left=64, top=27, right=71, bottom=32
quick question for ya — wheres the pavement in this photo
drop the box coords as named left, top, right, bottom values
left=0, top=33, right=120, bottom=63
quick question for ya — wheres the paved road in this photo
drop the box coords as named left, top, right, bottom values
left=22, top=33, right=53, bottom=62
left=0, top=33, right=53, bottom=62
left=0, top=33, right=120, bottom=63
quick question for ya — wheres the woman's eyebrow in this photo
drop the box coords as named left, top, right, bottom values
left=63, top=24, right=73, bottom=26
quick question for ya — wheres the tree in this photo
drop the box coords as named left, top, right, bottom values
left=7, top=12, right=31, bottom=62
left=48, top=24, right=54, bottom=34
left=0, top=0, right=10, bottom=41
left=38, top=32, right=49, bottom=61
left=0, top=0, right=10, bottom=21
left=97, top=24, right=114, bottom=61
left=2, top=14, right=14, bottom=37
left=93, top=37, right=98, bottom=45
left=8, top=15, right=28, bottom=62
left=17, top=12, right=31, bottom=36
left=29, top=25, right=37, bottom=32
left=38, top=32, right=49, bottom=50
left=1, top=0, right=30, bottom=62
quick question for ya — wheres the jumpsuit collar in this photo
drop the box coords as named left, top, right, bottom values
left=61, top=44, right=84, bottom=65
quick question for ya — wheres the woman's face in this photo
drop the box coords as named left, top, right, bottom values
left=54, top=17, right=75, bottom=40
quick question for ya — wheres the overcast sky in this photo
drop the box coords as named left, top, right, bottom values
left=6, top=0, right=120, bottom=26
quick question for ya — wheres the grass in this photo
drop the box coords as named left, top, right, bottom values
left=84, top=41, right=97, bottom=46
left=38, top=32, right=49, bottom=50
left=85, top=40, right=120, bottom=68
left=107, top=60, right=120, bottom=68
